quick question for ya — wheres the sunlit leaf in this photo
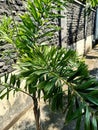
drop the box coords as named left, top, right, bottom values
left=85, top=106, right=91, bottom=130
left=91, top=114, right=97, bottom=130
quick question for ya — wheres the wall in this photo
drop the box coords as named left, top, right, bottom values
left=95, top=7, right=98, bottom=40
left=0, top=0, right=26, bottom=19
left=61, top=0, right=96, bottom=55
left=0, top=0, right=26, bottom=76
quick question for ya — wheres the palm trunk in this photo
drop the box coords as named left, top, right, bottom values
left=32, top=96, right=41, bottom=130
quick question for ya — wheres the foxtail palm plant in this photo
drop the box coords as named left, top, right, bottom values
left=0, top=0, right=98, bottom=130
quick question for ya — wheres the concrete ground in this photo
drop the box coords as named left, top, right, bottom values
left=85, top=44, right=98, bottom=77
left=0, top=45, right=98, bottom=130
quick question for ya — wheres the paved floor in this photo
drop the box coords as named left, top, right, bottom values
left=85, top=44, right=98, bottom=78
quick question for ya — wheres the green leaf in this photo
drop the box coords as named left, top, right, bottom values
left=20, top=14, right=37, bottom=32
left=10, top=74, right=16, bottom=86
left=85, top=106, right=91, bottom=130
left=76, top=79, right=97, bottom=91
left=91, top=114, right=97, bottom=130
left=44, top=79, right=56, bottom=93
left=0, top=92, right=8, bottom=99
left=20, top=69, right=32, bottom=78
left=34, top=0, right=43, bottom=12
left=4, top=73, right=9, bottom=83
left=28, top=0, right=39, bottom=21
left=28, top=84, right=36, bottom=94
left=33, top=70, right=48, bottom=75
left=16, top=78, right=20, bottom=88
left=0, top=89, right=11, bottom=99
left=37, top=80, right=53, bottom=90
left=65, top=97, right=74, bottom=124
left=75, top=117, right=81, bottom=130
left=66, top=104, right=85, bottom=124
left=7, top=88, right=9, bottom=99
left=87, top=91, right=98, bottom=106
left=79, top=91, right=98, bottom=106
left=50, top=91, right=63, bottom=111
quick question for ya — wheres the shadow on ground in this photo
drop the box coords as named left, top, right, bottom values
left=86, top=55, right=98, bottom=59
left=13, top=103, right=84, bottom=130
left=90, top=68, right=98, bottom=77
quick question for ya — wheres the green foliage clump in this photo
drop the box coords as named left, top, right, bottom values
left=1, top=45, right=98, bottom=130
